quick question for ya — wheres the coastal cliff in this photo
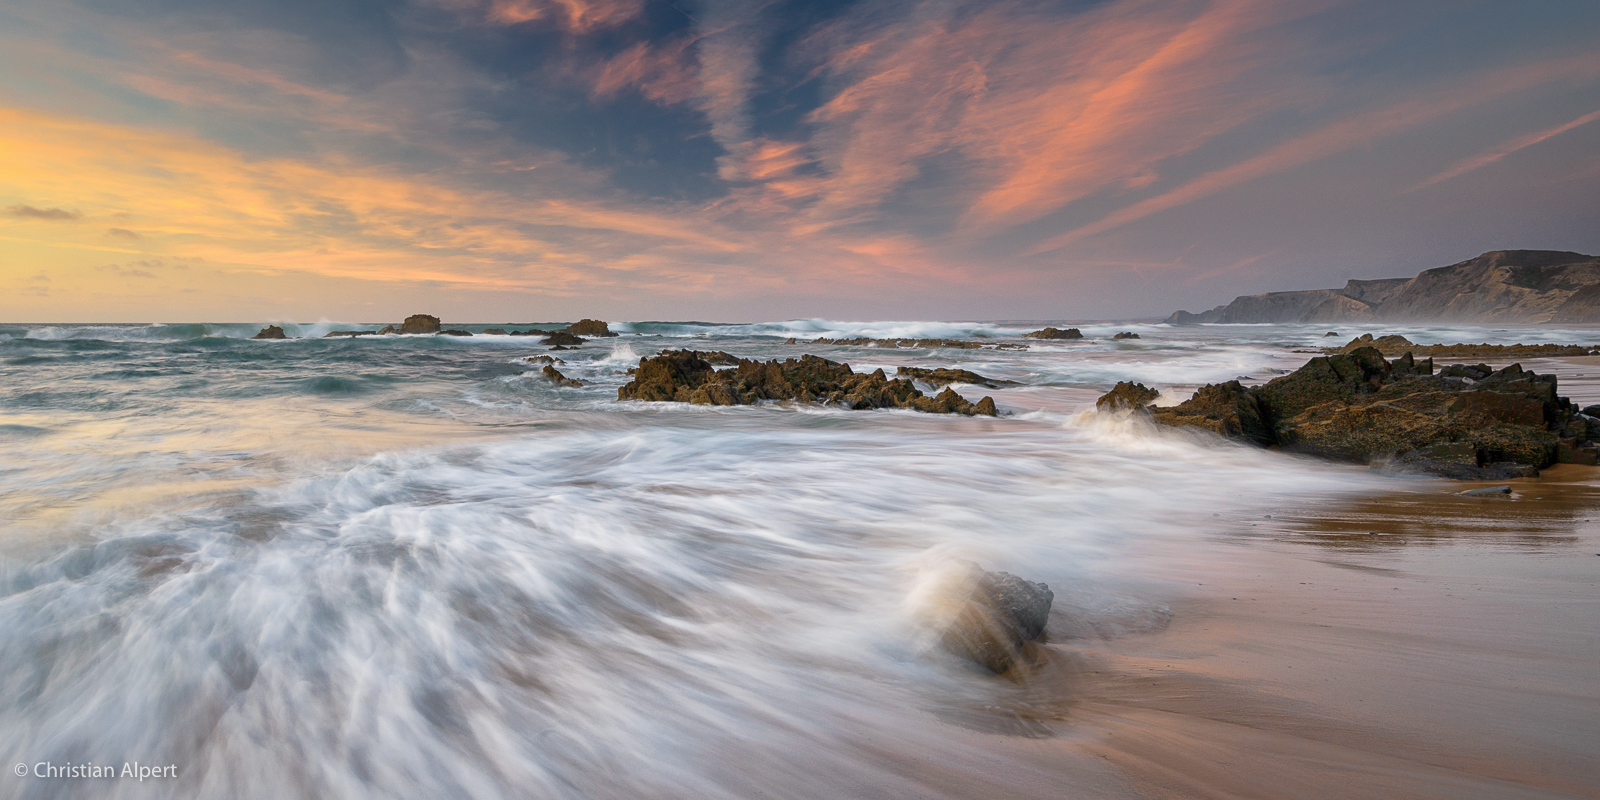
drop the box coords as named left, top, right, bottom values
left=1168, top=250, right=1600, bottom=324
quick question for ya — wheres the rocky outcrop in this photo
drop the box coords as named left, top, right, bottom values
left=251, top=325, right=288, bottom=340
left=1167, top=251, right=1600, bottom=324
left=1096, top=381, right=1159, bottom=411
left=522, top=355, right=563, bottom=365
left=618, top=351, right=997, bottom=415
left=542, top=365, right=583, bottom=387
left=895, top=367, right=1017, bottom=388
left=541, top=331, right=585, bottom=346
left=1335, top=333, right=1595, bottom=359
left=1022, top=327, right=1083, bottom=340
left=1112, top=332, right=1141, bottom=340
left=565, top=319, right=618, bottom=337
left=482, top=328, right=509, bottom=335
left=324, top=330, right=377, bottom=337
left=440, top=329, right=473, bottom=336
left=813, top=337, right=1025, bottom=350
left=1099, top=347, right=1597, bottom=478
left=938, top=563, right=1053, bottom=674
left=399, top=314, right=441, bottom=334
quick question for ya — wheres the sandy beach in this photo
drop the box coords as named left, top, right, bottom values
left=976, top=467, right=1600, bottom=799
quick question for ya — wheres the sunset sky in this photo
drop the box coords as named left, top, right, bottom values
left=2, top=0, right=1598, bottom=322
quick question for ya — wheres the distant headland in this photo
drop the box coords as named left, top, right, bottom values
left=1168, top=250, right=1600, bottom=325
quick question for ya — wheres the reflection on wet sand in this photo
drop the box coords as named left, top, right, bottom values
left=1263, top=465, right=1600, bottom=549
left=992, top=466, right=1600, bottom=799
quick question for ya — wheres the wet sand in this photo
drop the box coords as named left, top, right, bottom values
left=955, top=467, right=1600, bottom=799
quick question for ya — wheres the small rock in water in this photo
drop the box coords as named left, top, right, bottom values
left=938, top=563, right=1053, bottom=674
left=542, top=365, right=584, bottom=387
left=250, top=325, right=288, bottom=340
left=1456, top=486, right=1513, bottom=497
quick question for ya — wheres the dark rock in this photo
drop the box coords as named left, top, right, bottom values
left=1112, top=332, right=1141, bottom=340
left=440, top=329, right=473, bottom=336
left=814, top=337, right=1025, bottom=350
left=1337, top=332, right=1593, bottom=359
left=481, top=328, right=509, bottom=335
left=377, top=325, right=399, bottom=335
left=541, top=331, right=586, bottom=346
left=618, top=351, right=995, bottom=415
left=565, top=319, right=618, bottom=337
left=508, top=330, right=538, bottom=336
left=251, top=325, right=288, bottom=340
left=939, top=563, right=1053, bottom=674
left=1095, top=381, right=1159, bottom=412
left=1457, top=486, right=1512, bottom=496
left=896, top=366, right=1017, bottom=388
left=399, top=314, right=441, bottom=335
left=1151, top=380, right=1273, bottom=446
left=1022, top=327, right=1083, bottom=340
left=522, top=355, right=563, bottom=365
left=1583, top=404, right=1600, bottom=418
left=542, top=365, right=584, bottom=387
left=1113, top=347, right=1587, bottom=478
left=550, top=345, right=576, bottom=351
left=1440, top=364, right=1493, bottom=380
left=324, top=330, right=377, bottom=338
left=784, top=337, right=797, bottom=344
left=1324, top=331, right=1339, bottom=337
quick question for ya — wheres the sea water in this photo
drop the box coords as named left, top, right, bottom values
left=1, top=320, right=1594, bottom=799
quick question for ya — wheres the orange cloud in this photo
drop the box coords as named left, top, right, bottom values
left=1027, top=50, right=1600, bottom=254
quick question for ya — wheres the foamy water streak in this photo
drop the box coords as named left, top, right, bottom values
left=0, top=320, right=1584, bottom=798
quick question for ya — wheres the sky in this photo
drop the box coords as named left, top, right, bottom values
left=1, top=0, right=1598, bottom=323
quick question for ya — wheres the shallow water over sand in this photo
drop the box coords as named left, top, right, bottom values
left=2, top=320, right=1598, bottom=799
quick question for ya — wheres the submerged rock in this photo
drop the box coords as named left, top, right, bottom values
left=522, top=355, right=564, bottom=365
left=399, top=314, right=441, bottom=335
left=251, top=325, right=288, bottom=340
left=542, top=331, right=586, bottom=346
left=481, top=328, right=509, bottom=335
left=440, top=329, right=473, bottom=336
left=565, top=319, right=619, bottom=337
left=813, top=337, right=1025, bottom=350
left=895, top=366, right=1017, bottom=388
left=324, top=330, right=377, bottom=338
left=1097, top=346, right=1597, bottom=478
left=618, top=351, right=997, bottom=415
left=939, top=563, right=1054, bottom=674
left=542, top=365, right=583, bottom=387
left=1022, top=327, right=1084, bottom=340
left=377, top=325, right=399, bottom=335
left=1112, top=332, right=1141, bottom=340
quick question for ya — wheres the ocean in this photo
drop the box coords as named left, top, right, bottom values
left=2, top=319, right=1597, bottom=799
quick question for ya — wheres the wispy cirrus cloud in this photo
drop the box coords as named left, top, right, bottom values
left=7, top=205, right=83, bottom=221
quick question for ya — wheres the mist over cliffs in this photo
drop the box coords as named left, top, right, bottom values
left=1168, top=250, right=1600, bottom=325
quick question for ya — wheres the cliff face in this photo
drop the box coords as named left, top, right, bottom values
left=1167, top=250, right=1600, bottom=324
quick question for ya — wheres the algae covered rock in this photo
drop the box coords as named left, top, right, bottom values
left=399, top=314, right=441, bottom=334
left=541, top=331, right=585, bottom=346
left=618, top=351, right=997, bottom=415
left=565, top=319, right=619, bottom=337
left=1022, top=327, right=1084, bottom=340
left=1095, top=381, right=1159, bottom=412
left=1095, top=348, right=1592, bottom=478
left=895, top=366, right=1016, bottom=388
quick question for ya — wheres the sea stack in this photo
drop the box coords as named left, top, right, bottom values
left=399, top=314, right=441, bottom=334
